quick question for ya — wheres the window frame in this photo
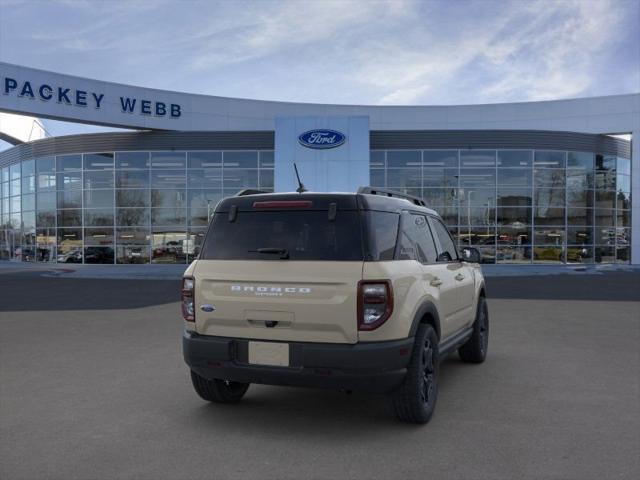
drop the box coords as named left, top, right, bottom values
left=393, top=211, right=440, bottom=265
left=427, top=215, right=460, bottom=263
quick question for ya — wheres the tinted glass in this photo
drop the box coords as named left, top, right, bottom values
left=57, top=190, right=82, bottom=209
left=84, top=209, right=115, bottom=226
left=535, top=151, right=566, bottom=168
left=84, top=228, right=114, bottom=245
left=37, top=174, right=55, bottom=191
left=387, top=169, right=421, bottom=188
left=117, top=189, right=150, bottom=208
left=201, top=211, right=363, bottom=261
left=616, top=174, right=630, bottom=193
left=497, top=188, right=532, bottom=206
left=386, top=151, right=421, bottom=168
left=223, top=151, right=258, bottom=168
left=84, top=247, right=114, bottom=264
left=83, top=153, right=114, bottom=170
left=423, top=151, right=457, bottom=168
left=498, top=169, right=531, bottom=186
left=429, top=217, right=458, bottom=261
left=259, top=151, right=275, bottom=168
left=36, top=210, right=55, bottom=228
left=151, top=208, right=187, bottom=226
left=596, top=155, right=616, bottom=172
left=498, top=151, right=532, bottom=167
left=259, top=170, right=274, bottom=189
left=458, top=169, right=495, bottom=187
left=57, top=155, right=82, bottom=171
left=566, top=169, right=593, bottom=189
left=534, top=169, right=565, bottom=187
left=116, top=152, right=149, bottom=169
left=84, top=190, right=114, bottom=209
left=411, top=214, right=438, bottom=263
left=84, top=170, right=114, bottom=189
left=151, top=189, right=186, bottom=208
left=36, top=157, right=55, bottom=173
left=117, top=208, right=150, bottom=226
left=370, top=151, right=385, bottom=168
left=423, top=168, right=458, bottom=187
left=116, top=170, right=149, bottom=188
left=187, top=169, right=222, bottom=188
left=151, top=170, right=186, bottom=188
left=150, top=152, right=186, bottom=169
left=616, top=157, right=630, bottom=176
left=57, top=171, right=82, bottom=190
left=22, top=159, right=35, bottom=176
left=22, top=175, right=36, bottom=194
left=37, top=192, right=56, bottom=210
left=22, top=193, right=35, bottom=211
left=57, top=209, right=82, bottom=227
left=187, top=151, right=222, bottom=169
left=460, top=151, right=495, bottom=167
left=362, top=211, right=399, bottom=261
left=567, top=151, right=594, bottom=169
left=116, top=228, right=150, bottom=245
left=222, top=169, right=258, bottom=188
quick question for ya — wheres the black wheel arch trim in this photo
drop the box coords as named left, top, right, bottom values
left=478, top=281, right=487, bottom=297
left=408, top=301, right=441, bottom=340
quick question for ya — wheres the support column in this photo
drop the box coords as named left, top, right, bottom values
left=632, top=129, right=639, bottom=265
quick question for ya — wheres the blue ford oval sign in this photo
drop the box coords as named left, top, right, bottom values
left=298, top=129, right=346, bottom=149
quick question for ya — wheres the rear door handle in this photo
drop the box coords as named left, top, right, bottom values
left=455, top=273, right=465, bottom=281
left=430, top=278, right=443, bottom=287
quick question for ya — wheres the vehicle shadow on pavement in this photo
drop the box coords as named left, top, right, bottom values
left=181, top=356, right=473, bottom=434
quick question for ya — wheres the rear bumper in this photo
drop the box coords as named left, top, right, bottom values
left=183, top=331, right=414, bottom=393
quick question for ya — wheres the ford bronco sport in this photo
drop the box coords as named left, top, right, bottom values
left=182, top=187, right=488, bottom=423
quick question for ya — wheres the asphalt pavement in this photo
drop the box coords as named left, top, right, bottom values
left=0, top=271, right=639, bottom=480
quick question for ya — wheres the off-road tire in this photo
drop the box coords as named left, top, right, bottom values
left=458, top=296, right=489, bottom=363
left=390, top=324, right=439, bottom=424
left=190, top=370, right=249, bottom=403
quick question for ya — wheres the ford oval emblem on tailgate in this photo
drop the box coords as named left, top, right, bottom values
left=298, top=129, right=346, bottom=149
left=200, top=304, right=215, bottom=312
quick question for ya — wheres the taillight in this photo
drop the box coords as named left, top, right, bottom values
left=182, top=277, right=195, bottom=322
left=357, top=280, right=393, bottom=331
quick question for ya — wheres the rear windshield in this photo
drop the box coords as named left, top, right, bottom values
left=201, top=211, right=364, bottom=261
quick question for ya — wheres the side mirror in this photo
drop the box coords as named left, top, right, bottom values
left=436, top=251, right=452, bottom=262
left=461, top=247, right=481, bottom=263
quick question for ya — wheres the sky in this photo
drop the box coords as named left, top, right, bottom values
left=0, top=0, right=639, bottom=143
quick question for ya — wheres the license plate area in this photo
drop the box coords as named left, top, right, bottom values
left=248, top=341, right=289, bottom=367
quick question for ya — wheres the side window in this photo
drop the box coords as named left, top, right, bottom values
left=429, top=217, right=458, bottom=262
left=363, top=211, right=400, bottom=261
left=397, top=213, right=438, bottom=263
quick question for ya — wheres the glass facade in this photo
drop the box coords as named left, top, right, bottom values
left=0, top=147, right=632, bottom=265
left=0, top=150, right=274, bottom=264
left=370, top=149, right=632, bottom=264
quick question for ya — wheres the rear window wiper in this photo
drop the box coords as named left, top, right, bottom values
left=249, top=247, right=290, bottom=259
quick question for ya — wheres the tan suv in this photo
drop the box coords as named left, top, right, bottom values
left=182, top=187, right=488, bottom=423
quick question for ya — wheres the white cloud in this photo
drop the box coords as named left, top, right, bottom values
left=0, top=0, right=636, bottom=106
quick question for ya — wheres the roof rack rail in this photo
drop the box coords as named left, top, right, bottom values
left=235, top=189, right=269, bottom=196
left=357, top=186, right=426, bottom=207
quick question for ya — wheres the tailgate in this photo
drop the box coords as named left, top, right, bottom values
left=194, top=260, right=363, bottom=344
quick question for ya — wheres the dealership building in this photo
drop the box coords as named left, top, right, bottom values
left=0, top=62, right=638, bottom=265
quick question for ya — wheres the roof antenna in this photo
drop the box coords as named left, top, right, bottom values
left=293, top=163, right=307, bottom=193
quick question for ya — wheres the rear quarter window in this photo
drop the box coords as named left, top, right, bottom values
left=362, top=211, right=399, bottom=261
left=200, top=210, right=364, bottom=261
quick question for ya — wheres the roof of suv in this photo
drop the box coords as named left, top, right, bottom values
left=215, top=191, right=440, bottom=217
